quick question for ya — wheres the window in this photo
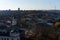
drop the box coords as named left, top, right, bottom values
left=12, top=38, right=13, bottom=40
left=5, top=38, right=6, bottom=40
left=7, top=38, right=9, bottom=40
left=17, top=39, right=19, bottom=40
left=2, top=38, right=3, bottom=40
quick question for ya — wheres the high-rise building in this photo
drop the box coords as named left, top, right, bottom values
left=18, top=8, right=20, bottom=11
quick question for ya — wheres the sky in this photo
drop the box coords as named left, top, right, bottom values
left=0, top=0, right=60, bottom=10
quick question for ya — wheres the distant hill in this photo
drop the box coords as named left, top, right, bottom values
left=47, top=10, right=60, bottom=13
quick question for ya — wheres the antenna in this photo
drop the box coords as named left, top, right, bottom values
left=49, top=1, right=52, bottom=10
left=55, top=5, right=56, bottom=10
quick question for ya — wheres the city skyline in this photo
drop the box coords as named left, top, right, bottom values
left=0, top=0, right=60, bottom=10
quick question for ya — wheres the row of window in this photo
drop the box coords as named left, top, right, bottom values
left=0, top=38, right=20, bottom=40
